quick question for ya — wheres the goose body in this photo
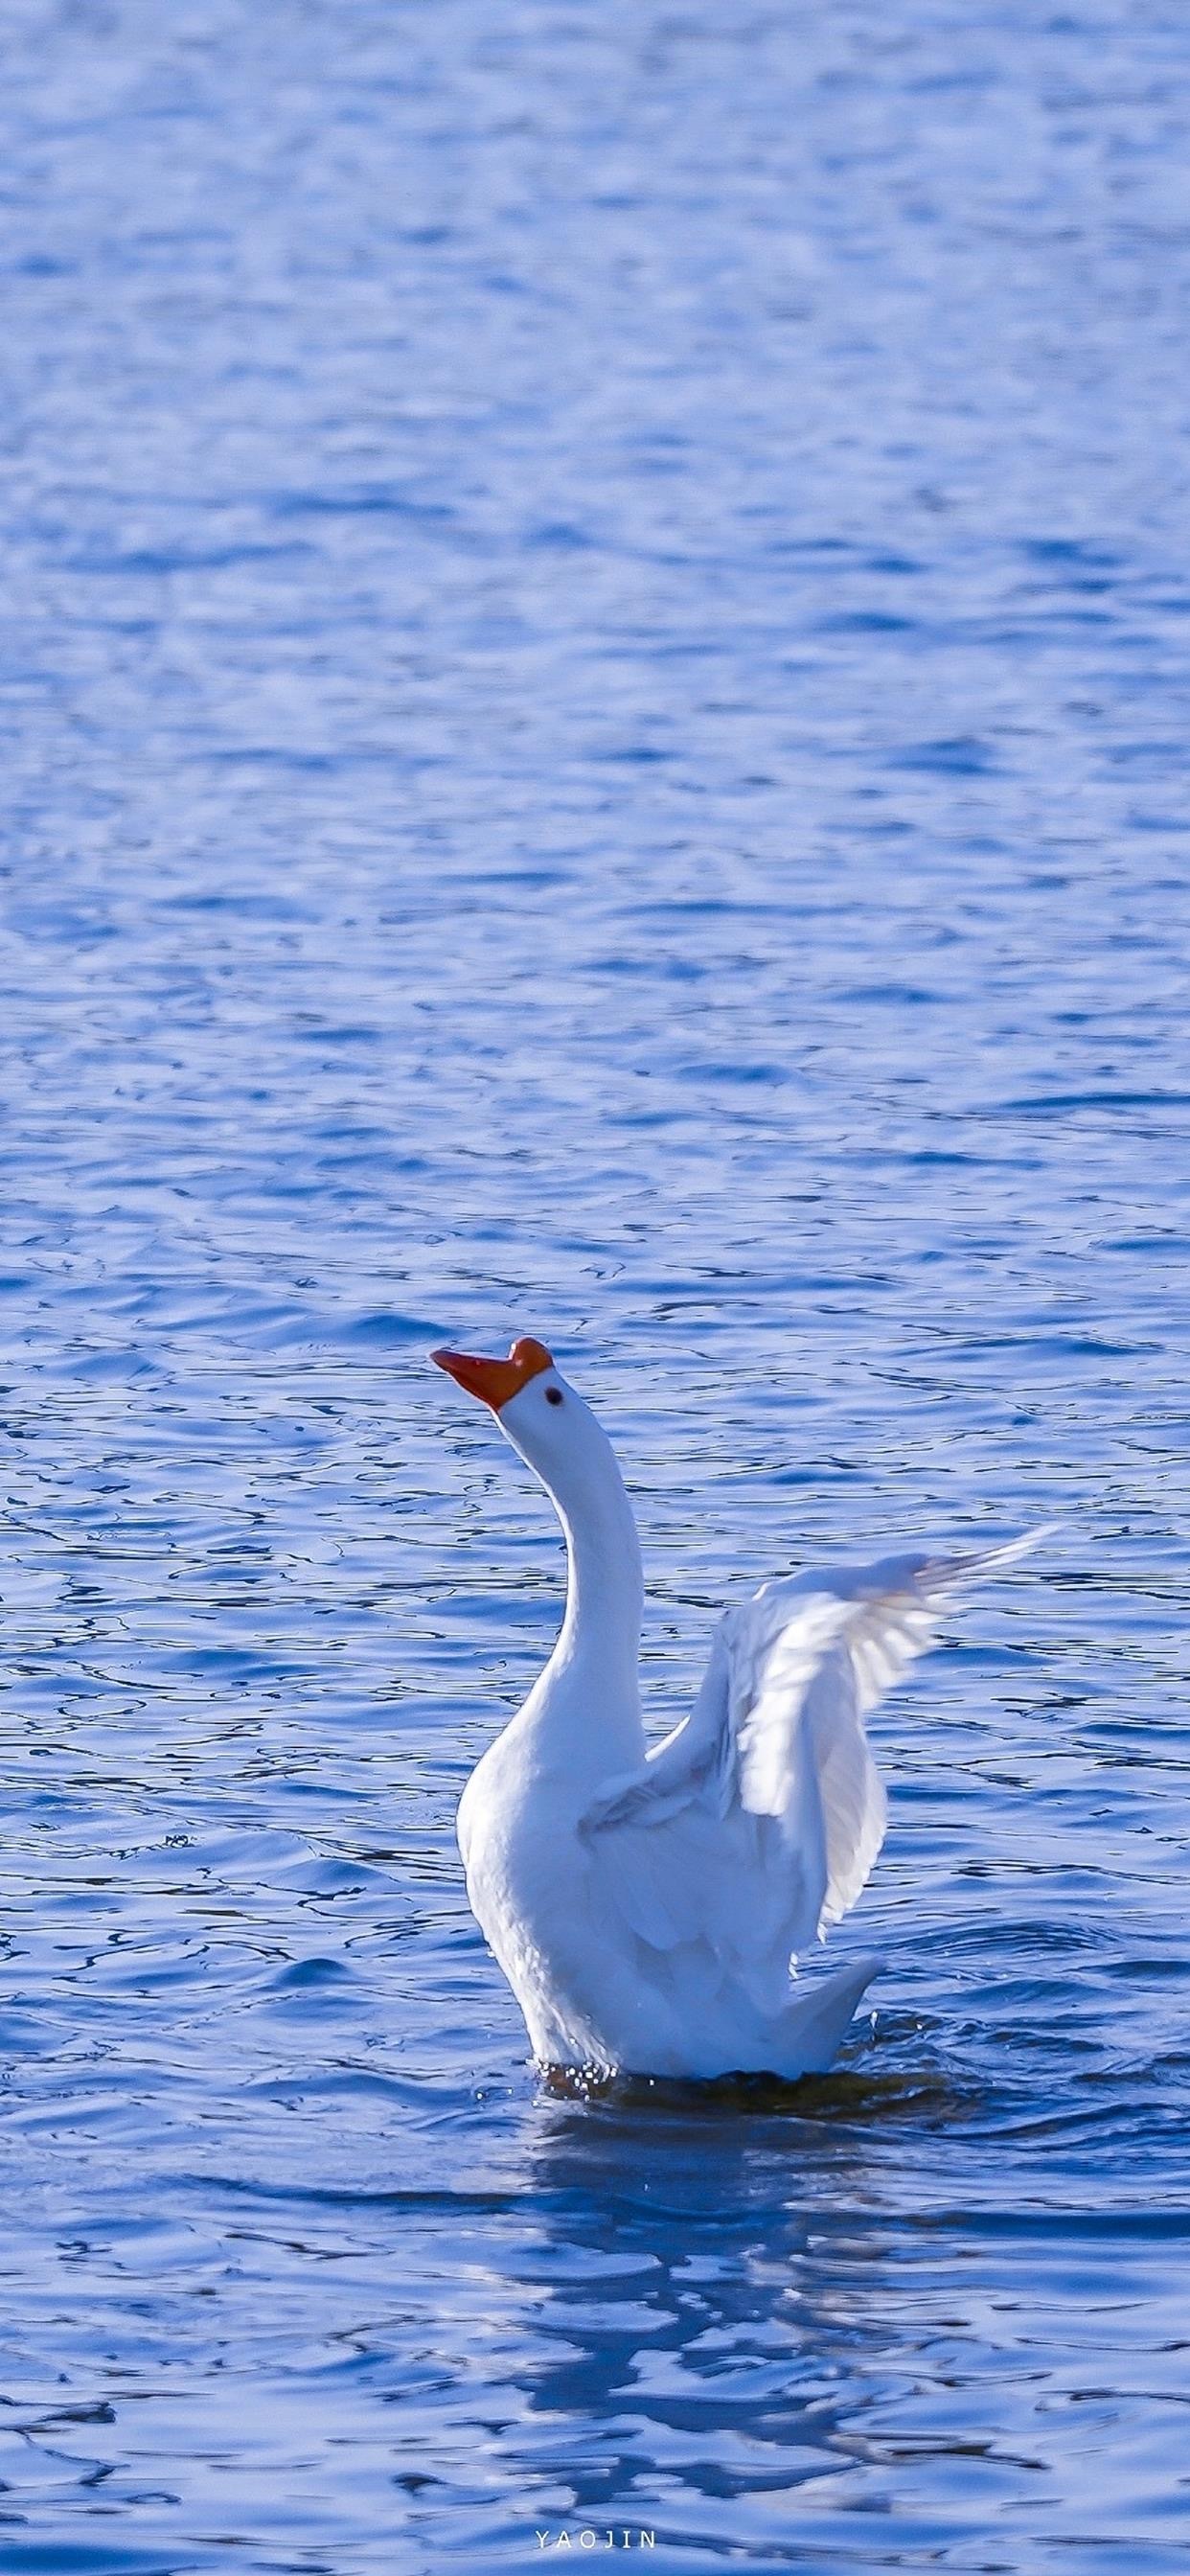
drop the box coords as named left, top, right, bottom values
left=434, top=1336, right=1038, bottom=2082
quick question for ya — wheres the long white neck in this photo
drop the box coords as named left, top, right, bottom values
left=556, top=1457, right=644, bottom=1696
left=505, top=1394, right=646, bottom=1773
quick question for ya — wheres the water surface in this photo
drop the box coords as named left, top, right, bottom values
left=1, top=3, right=1188, bottom=2570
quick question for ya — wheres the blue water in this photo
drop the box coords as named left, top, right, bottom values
left=2, top=3, right=1189, bottom=2568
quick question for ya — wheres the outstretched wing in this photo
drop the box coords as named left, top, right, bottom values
left=579, top=1532, right=1042, bottom=2014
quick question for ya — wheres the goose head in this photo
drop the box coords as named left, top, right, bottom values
left=431, top=1336, right=627, bottom=1529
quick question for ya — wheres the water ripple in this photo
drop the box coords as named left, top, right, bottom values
left=2, top=1, right=1189, bottom=2570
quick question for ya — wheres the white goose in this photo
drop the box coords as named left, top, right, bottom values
left=433, top=1336, right=1039, bottom=2082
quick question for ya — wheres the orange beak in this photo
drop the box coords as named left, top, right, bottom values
left=431, top=1336, right=555, bottom=1413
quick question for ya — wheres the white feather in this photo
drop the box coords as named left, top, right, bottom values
left=581, top=1532, right=1048, bottom=2003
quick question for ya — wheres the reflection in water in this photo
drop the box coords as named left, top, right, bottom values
left=510, top=2086, right=895, bottom=2541
left=424, top=2056, right=1190, bottom=2565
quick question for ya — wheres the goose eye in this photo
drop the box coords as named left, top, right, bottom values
left=545, top=1387, right=563, bottom=1406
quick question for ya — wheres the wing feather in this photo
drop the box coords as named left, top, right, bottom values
left=579, top=1530, right=1045, bottom=2009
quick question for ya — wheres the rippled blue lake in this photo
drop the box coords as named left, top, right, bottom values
left=2, top=3, right=1188, bottom=2569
